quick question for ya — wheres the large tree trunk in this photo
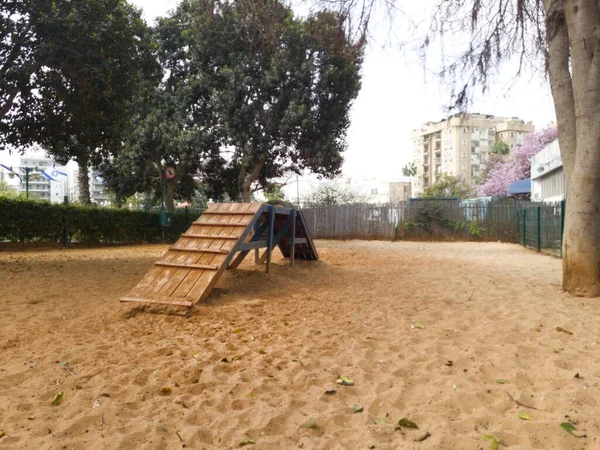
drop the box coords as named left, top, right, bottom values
left=164, top=162, right=187, bottom=213
left=548, top=0, right=600, bottom=296
left=77, top=156, right=91, bottom=205
left=165, top=181, right=176, bottom=213
left=238, top=159, right=265, bottom=203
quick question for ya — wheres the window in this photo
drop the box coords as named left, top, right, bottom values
left=461, top=164, right=467, bottom=169
left=500, top=132, right=504, bottom=138
left=462, top=128, right=467, bottom=134
left=510, top=144, right=514, bottom=149
left=510, top=132, right=514, bottom=137
left=462, top=152, right=466, bottom=157
left=371, top=188, right=378, bottom=195
left=462, top=140, right=467, bottom=145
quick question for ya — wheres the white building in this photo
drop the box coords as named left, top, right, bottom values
left=17, top=155, right=69, bottom=203
left=344, top=176, right=412, bottom=203
left=531, top=139, right=565, bottom=202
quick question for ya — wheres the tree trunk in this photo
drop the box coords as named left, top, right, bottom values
left=241, top=182, right=252, bottom=203
left=551, top=0, right=600, bottom=296
left=77, top=156, right=91, bottom=205
left=238, top=159, right=265, bottom=203
left=165, top=181, right=176, bottom=213
left=143, top=190, right=154, bottom=211
left=164, top=162, right=187, bottom=213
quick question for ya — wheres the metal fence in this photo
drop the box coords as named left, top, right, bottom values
left=517, top=201, right=565, bottom=256
left=301, top=199, right=565, bottom=256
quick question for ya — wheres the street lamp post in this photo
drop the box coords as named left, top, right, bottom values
left=23, top=166, right=36, bottom=199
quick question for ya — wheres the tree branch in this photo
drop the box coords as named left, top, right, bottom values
left=0, top=90, right=18, bottom=120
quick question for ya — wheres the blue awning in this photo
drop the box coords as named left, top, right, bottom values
left=507, top=179, right=531, bottom=195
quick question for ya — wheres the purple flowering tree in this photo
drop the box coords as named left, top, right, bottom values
left=478, top=128, right=558, bottom=197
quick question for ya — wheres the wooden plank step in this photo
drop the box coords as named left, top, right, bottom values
left=120, top=297, right=193, bottom=307
left=155, top=261, right=219, bottom=270
left=181, top=233, right=239, bottom=240
left=193, top=221, right=248, bottom=227
left=169, top=246, right=229, bottom=255
left=202, top=211, right=257, bottom=216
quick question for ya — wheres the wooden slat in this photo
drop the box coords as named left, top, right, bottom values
left=181, top=233, right=240, bottom=240
left=156, top=203, right=240, bottom=298
left=139, top=203, right=229, bottom=298
left=202, top=211, right=257, bottom=216
left=130, top=203, right=224, bottom=298
left=183, top=203, right=257, bottom=301
left=169, top=247, right=229, bottom=254
left=192, top=221, right=248, bottom=227
left=168, top=203, right=250, bottom=298
left=120, top=297, right=193, bottom=307
left=155, top=261, right=219, bottom=270
left=125, top=203, right=226, bottom=298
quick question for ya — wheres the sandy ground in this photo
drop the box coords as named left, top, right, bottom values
left=0, top=241, right=598, bottom=450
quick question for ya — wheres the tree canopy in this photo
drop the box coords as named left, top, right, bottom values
left=98, top=0, right=363, bottom=209
left=1, top=0, right=153, bottom=204
left=203, top=0, right=364, bottom=201
left=402, top=162, right=417, bottom=178
left=99, top=1, right=222, bottom=212
left=421, top=174, right=473, bottom=199
left=478, top=128, right=557, bottom=197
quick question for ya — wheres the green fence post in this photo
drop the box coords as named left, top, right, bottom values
left=62, top=216, right=69, bottom=247
left=522, top=209, right=526, bottom=247
left=536, top=206, right=541, bottom=252
left=560, top=199, right=566, bottom=258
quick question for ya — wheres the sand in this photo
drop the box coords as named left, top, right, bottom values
left=0, top=240, right=599, bottom=449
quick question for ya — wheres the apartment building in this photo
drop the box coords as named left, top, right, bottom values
left=17, top=155, right=69, bottom=203
left=389, top=181, right=411, bottom=202
left=410, top=113, right=534, bottom=196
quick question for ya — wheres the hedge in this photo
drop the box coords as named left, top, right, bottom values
left=0, top=198, right=203, bottom=245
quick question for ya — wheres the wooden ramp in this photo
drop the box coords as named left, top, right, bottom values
left=120, top=203, right=318, bottom=308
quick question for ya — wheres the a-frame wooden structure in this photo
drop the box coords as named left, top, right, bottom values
left=120, top=203, right=318, bottom=308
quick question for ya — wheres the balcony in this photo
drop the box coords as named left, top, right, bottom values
left=434, top=157, right=441, bottom=164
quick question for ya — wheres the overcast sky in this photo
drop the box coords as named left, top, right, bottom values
left=2, top=0, right=556, bottom=193
left=132, top=0, right=556, bottom=180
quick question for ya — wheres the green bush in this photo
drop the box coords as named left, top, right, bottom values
left=0, top=198, right=203, bottom=244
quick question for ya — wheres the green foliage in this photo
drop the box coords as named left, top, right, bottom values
left=0, top=198, right=201, bottom=244
left=4, top=0, right=155, bottom=204
left=0, top=181, right=25, bottom=199
left=401, top=201, right=484, bottom=238
left=264, top=186, right=285, bottom=203
left=203, top=1, right=364, bottom=200
left=100, top=2, right=220, bottom=211
left=490, top=141, right=511, bottom=155
left=404, top=203, right=455, bottom=233
left=468, top=220, right=485, bottom=237
left=190, top=188, right=209, bottom=211
left=402, top=162, right=417, bottom=178
left=421, top=174, right=474, bottom=199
